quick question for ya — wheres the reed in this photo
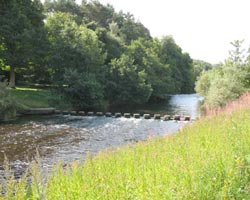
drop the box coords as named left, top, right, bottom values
left=204, top=92, right=250, bottom=116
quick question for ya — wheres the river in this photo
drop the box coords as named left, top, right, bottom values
left=0, top=94, right=202, bottom=177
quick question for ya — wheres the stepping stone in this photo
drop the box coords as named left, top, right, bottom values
left=115, top=113, right=122, bottom=118
left=78, top=111, right=85, bottom=116
left=184, top=116, right=191, bottom=121
left=87, top=112, right=94, bottom=116
left=96, top=112, right=104, bottom=116
left=163, top=115, right=171, bottom=121
left=173, top=115, right=181, bottom=120
left=154, top=114, right=161, bottom=120
left=70, top=111, right=77, bottom=115
left=133, top=113, right=140, bottom=119
left=62, top=111, right=70, bottom=115
left=144, top=114, right=151, bottom=119
left=55, top=110, right=62, bottom=114
left=124, top=113, right=131, bottom=118
left=105, top=112, right=112, bottom=117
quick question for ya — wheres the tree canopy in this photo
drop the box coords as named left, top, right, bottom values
left=0, top=0, right=196, bottom=110
left=0, top=0, right=45, bottom=87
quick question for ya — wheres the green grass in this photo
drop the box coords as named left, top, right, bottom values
left=2, top=104, right=250, bottom=199
left=10, top=87, right=52, bottom=108
left=9, top=87, right=73, bottom=110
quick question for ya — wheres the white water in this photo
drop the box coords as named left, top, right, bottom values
left=0, top=94, right=203, bottom=177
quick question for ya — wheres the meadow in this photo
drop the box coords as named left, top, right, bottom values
left=1, top=94, right=250, bottom=199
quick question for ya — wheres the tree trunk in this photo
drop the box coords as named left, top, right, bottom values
left=9, top=66, right=15, bottom=88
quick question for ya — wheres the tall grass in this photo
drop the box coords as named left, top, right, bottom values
left=2, top=93, right=250, bottom=199
left=204, top=92, right=250, bottom=116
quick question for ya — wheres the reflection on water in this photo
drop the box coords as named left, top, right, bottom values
left=109, top=94, right=202, bottom=119
left=168, top=94, right=203, bottom=119
left=0, top=94, right=202, bottom=177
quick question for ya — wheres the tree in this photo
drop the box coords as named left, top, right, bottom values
left=195, top=69, right=214, bottom=97
left=179, top=53, right=195, bottom=93
left=127, top=38, right=173, bottom=97
left=45, top=12, right=105, bottom=109
left=82, top=0, right=115, bottom=28
left=115, top=12, right=151, bottom=44
left=193, top=59, right=213, bottom=81
left=195, top=41, right=249, bottom=107
left=0, top=0, right=45, bottom=87
left=205, top=64, right=245, bottom=107
left=244, top=50, right=250, bottom=88
left=106, top=54, right=152, bottom=105
left=44, top=0, right=84, bottom=24
left=94, top=25, right=125, bottom=64
left=229, top=40, right=246, bottom=64
left=159, top=36, right=194, bottom=93
left=62, top=70, right=104, bottom=109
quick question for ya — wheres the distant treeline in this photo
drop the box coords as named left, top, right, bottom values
left=0, top=0, right=208, bottom=110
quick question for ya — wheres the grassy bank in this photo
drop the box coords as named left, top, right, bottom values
left=2, top=95, right=250, bottom=199
left=9, top=87, right=73, bottom=111
left=10, top=87, right=52, bottom=108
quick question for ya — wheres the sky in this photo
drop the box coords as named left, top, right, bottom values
left=77, top=0, right=250, bottom=64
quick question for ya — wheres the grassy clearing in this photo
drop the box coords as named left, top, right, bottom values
left=2, top=94, right=250, bottom=199
left=10, top=87, right=52, bottom=108
left=9, top=87, right=72, bottom=110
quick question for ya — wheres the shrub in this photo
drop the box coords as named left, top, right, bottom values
left=0, top=80, right=16, bottom=120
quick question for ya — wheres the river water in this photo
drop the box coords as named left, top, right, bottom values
left=0, top=94, right=202, bottom=177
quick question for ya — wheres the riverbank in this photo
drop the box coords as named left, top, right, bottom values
left=9, top=87, right=199, bottom=119
left=9, top=87, right=76, bottom=114
left=10, top=87, right=52, bottom=109
left=1, top=94, right=250, bottom=199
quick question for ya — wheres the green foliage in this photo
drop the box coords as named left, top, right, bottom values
left=62, top=70, right=105, bottom=110
left=44, top=0, right=83, bottom=18
left=127, top=38, right=173, bottom=96
left=118, top=13, right=151, bottom=44
left=195, top=69, right=213, bottom=97
left=0, top=0, right=46, bottom=87
left=243, top=66, right=250, bottom=89
left=96, top=26, right=125, bottom=64
left=83, top=0, right=115, bottom=29
left=45, top=12, right=106, bottom=109
left=0, top=80, right=16, bottom=120
left=193, top=59, right=213, bottom=80
left=46, top=12, right=104, bottom=77
left=106, top=54, right=152, bottom=105
left=3, top=101, right=250, bottom=199
left=206, top=64, right=245, bottom=107
left=0, top=0, right=196, bottom=109
left=159, top=36, right=194, bottom=93
left=196, top=40, right=249, bottom=107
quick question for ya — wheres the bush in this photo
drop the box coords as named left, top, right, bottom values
left=196, top=62, right=246, bottom=107
left=61, top=70, right=105, bottom=110
left=0, top=80, right=16, bottom=120
left=195, top=40, right=250, bottom=107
